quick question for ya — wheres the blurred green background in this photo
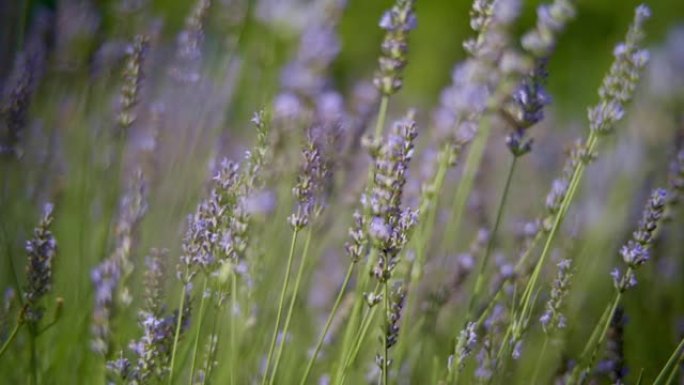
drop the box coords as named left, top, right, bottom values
left=2, top=0, right=684, bottom=118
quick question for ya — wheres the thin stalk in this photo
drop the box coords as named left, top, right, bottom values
left=439, top=118, right=492, bottom=257
left=168, top=276, right=188, bottom=385
left=269, top=227, right=314, bottom=385
left=393, top=145, right=452, bottom=366
left=659, top=338, right=684, bottom=385
left=567, top=287, right=623, bottom=385
left=466, top=155, right=518, bottom=318
left=374, top=96, right=389, bottom=138
left=505, top=134, right=598, bottom=369
left=531, top=336, right=549, bottom=384
left=189, top=276, right=210, bottom=384
left=337, top=304, right=380, bottom=385
left=300, top=262, right=355, bottom=385
left=230, top=273, right=238, bottom=385
left=382, top=280, right=390, bottom=385
left=333, top=249, right=378, bottom=383
left=0, top=319, right=22, bottom=359
left=261, top=229, right=300, bottom=385
left=29, top=324, right=37, bottom=385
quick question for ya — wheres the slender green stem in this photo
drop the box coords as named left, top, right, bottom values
left=333, top=249, right=378, bottom=383
left=568, top=286, right=623, bottom=385
left=269, top=227, right=313, bottom=385
left=29, top=323, right=38, bottom=385
left=230, top=273, right=238, bottom=385
left=262, top=228, right=300, bottom=385
left=300, top=262, right=355, bottom=385
left=337, top=304, right=380, bottom=385
left=374, top=96, right=389, bottom=138
left=502, top=134, right=598, bottom=372
left=531, top=335, right=549, bottom=384
left=382, top=280, right=390, bottom=385
left=466, top=155, right=518, bottom=319
left=392, top=146, right=451, bottom=367
left=658, top=337, right=684, bottom=385
left=189, top=276, right=209, bottom=384
left=168, top=278, right=188, bottom=385
left=0, top=320, right=23, bottom=359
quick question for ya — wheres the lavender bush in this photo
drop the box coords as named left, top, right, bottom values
left=1, top=0, right=684, bottom=384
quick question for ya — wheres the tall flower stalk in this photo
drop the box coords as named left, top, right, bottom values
left=502, top=4, right=651, bottom=369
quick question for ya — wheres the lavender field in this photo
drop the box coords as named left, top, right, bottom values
left=1, top=0, right=684, bottom=384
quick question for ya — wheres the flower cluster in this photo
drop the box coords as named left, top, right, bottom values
left=503, top=61, right=550, bottom=155
left=117, top=35, right=149, bottom=133
left=373, top=0, right=417, bottom=95
left=24, top=203, right=57, bottom=322
left=91, top=170, right=149, bottom=353
left=180, top=159, right=240, bottom=275
left=521, top=0, right=577, bottom=57
left=365, top=112, right=419, bottom=281
left=0, top=12, right=48, bottom=156
left=169, top=0, right=211, bottom=84
left=289, top=134, right=329, bottom=230
left=539, top=258, right=572, bottom=331
left=589, top=5, right=651, bottom=135
left=612, top=188, right=668, bottom=291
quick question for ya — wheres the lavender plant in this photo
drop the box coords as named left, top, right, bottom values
left=1, top=1, right=684, bottom=385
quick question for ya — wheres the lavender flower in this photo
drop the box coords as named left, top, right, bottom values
left=366, top=112, right=419, bottom=281
left=24, top=203, right=57, bottom=322
left=373, top=0, right=416, bottom=95
left=91, top=258, right=122, bottom=354
left=503, top=61, right=551, bottom=155
left=91, top=170, right=148, bottom=353
left=540, top=258, right=572, bottom=332
left=521, top=0, right=577, bottom=57
left=0, top=11, right=49, bottom=156
left=454, top=321, right=478, bottom=370
left=589, top=5, right=651, bottom=135
left=180, top=159, right=240, bottom=274
left=144, top=249, right=167, bottom=316
left=345, top=210, right=367, bottom=263
left=169, top=0, right=212, bottom=84
left=612, top=188, right=668, bottom=291
left=274, top=0, right=346, bottom=125
left=385, top=284, right=406, bottom=350
left=289, top=134, right=329, bottom=230
left=117, top=35, right=149, bottom=133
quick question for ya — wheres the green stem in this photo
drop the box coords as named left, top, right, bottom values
left=466, top=155, right=518, bottom=319
left=504, top=133, right=598, bottom=369
left=230, top=273, right=238, bottom=385
left=262, top=228, right=300, bottom=385
left=374, top=96, right=389, bottom=138
left=333, top=249, right=378, bottom=383
left=568, top=286, right=623, bottom=385
left=382, top=280, right=390, bottom=385
left=657, top=337, right=684, bottom=385
left=531, top=335, right=549, bottom=384
left=0, top=319, right=22, bottom=359
left=337, top=304, right=380, bottom=385
left=189, top=276, right=209, bottom=384
left=29, top=323, right=37, bottom=385
left=168, top=277, right=188, bottom=385
left=269, top=227, right=313, bottom=385
left=300, top=262, right=355, bottom=385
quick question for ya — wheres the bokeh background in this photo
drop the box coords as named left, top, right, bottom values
left=1, top=0, right=684, bottom=383
left=3, top=0, right=684, bottom=117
